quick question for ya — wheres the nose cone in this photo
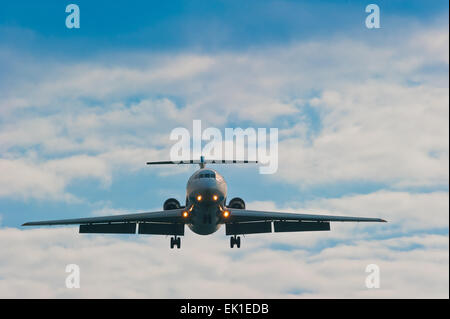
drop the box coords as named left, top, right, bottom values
left=187, top=169, right=227, bottom=204
left=192, top=180, right=225, bottom=204
left=196, top=177, right=219, bottom=191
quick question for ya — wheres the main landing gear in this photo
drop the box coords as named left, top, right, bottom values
left=230, top=235, right=241, bottom=248
left=170, top=236, right=181, bottom=249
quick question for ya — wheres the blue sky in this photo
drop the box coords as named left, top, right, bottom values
left=0, top=1, right=448, bottom=298
left=1, top=1, right=447, bottom=52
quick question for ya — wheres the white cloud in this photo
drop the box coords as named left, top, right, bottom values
left=0, top=158, right=71, bottom=201
left=276, top=82, right=448, bottom=187
left=0, top=27, right=449, bottom=194
left=0, top=227, right=447, bottom=298
left=305, top=191, right=449, bottom=232
left=243, top=190, right=449, bottom=249
left=0, top=25, right=447, bottom=201
left=0, top=21, right=447, bottom=299
left=0, top=155, right=111, bottom=201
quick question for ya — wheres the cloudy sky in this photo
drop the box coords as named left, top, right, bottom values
left=0, top=0, right=448, bottom=298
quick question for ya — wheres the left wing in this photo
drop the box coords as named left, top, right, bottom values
left=223, top=208, right=386, bottom=235
left=227, top=209, right=386, bottom=223
left=22, top=209, right=186, bottom=235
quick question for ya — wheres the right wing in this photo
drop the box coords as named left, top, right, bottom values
left=22, top=209, right=185, bottom=226
left=22, top=209, right=186, bottom=235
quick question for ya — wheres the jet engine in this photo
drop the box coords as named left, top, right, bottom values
left=163, top=198, right=181, bottom=210
left=227, top=197, right=245, bottom=209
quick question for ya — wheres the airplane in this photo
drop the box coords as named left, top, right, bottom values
left=22, top=156, right=387, bottom=248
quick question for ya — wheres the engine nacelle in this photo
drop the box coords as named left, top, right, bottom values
left=163, top=198, right=181, bottom=210
left=227, top=197, right=245, bottom=210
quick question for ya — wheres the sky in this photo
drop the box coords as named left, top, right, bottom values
left=0, top=0, right=448, bottom=298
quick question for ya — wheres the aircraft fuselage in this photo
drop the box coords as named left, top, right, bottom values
left=185, top=168, right=227, bottom=235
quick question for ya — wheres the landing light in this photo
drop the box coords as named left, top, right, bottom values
left=223, top=210, right=230, bottom=218
left=197, top=195, right=202, bottom=202
left=213, top=195, right=218, bottom=201
left=182, top=211, right=189, bottom=218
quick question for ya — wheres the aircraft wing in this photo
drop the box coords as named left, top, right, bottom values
left=224, top=208, right=386, bottom=235
left=22, top=209, right=187, bottom=235
left=227, top=209, right=386, bottom=223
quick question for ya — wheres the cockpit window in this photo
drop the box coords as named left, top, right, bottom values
left=195, top=172, right=216, bottom=179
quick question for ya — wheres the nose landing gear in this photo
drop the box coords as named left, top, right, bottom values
left=230, top=235, right=241, bottom=248
left=170, top=236, right=181, bottom=249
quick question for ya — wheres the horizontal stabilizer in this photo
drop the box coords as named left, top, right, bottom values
left=147, top=156, right=257, bottom=168
left=147, top=160, right=258, bottom=164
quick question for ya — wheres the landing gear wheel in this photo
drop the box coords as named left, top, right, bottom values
left=170, top=236, right=181, bottom=249
left=230, top=236, right=241, bottom=248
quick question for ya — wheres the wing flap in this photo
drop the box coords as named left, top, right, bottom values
left=273, top=221, right=330, bottom=232
left=225, top=222, right=272, bottom=235
left=138, top=223, right=184, bottom=235
left=79, top=223, right=137, bottom=234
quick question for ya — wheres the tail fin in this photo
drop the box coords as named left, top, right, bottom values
left=146, top=156, right=258, bottom=168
